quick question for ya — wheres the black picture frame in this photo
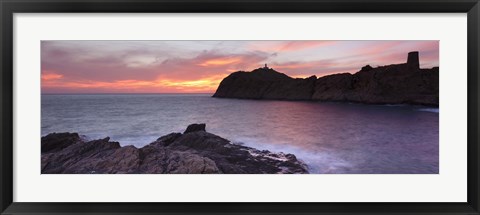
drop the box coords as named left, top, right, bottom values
left=1, top=0, right=479, bottom=214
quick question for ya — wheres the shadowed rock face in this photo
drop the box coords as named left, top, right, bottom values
left=213, top=67, right=316, bottom=100
left=312, top=64, right=439, bottom=106
left=41, top=124, right=308, bottom=174
left=41, top=132, right=82, bottom=153
left=213, top=52, right=439, bottom=106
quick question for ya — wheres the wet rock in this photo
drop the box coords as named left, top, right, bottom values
left=155, top=133, right=182, bottom=146
left=41, top=124, right=309, bottom=174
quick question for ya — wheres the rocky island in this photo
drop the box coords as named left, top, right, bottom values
left=213, top=51, right=439, bottom=106
left=41, top=124, right=308, bottom=174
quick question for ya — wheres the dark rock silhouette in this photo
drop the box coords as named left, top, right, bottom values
left=41, top=124, right=308, bottom=174
left=213, top=51, right=439, bottom=106
left=213, top=67, right=316, bottom=100
left=184, top=123, right=206, bottom=133
left=41, top=132, right=82, bottom=153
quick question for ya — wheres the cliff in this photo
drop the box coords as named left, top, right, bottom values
left=213, top=67, right=316, bottom=100
left=41, top=124, right=308, bottom=174
left=213, top=52, right=439, bottom=106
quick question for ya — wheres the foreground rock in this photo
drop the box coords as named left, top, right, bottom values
left=213, top=51, right=439, bottom=106
left=41, top=124, right=308, bottom=174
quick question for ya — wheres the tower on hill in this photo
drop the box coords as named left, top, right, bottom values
left=407, top=51, right=420, bottom=71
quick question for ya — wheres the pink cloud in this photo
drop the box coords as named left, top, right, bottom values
left=41, top=47, right=270, bottom=93
left=247, top=41, right=336, bottom=52
left=269, top=60, right=359, bottom=78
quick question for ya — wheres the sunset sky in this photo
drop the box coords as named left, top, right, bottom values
left=41, top=40, right=439, bottom=94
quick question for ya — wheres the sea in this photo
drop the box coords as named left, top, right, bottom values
left=41, top=94, right=439, bottom=174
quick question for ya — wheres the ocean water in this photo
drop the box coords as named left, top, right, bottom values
left=41, top=94, right=439, bottom=174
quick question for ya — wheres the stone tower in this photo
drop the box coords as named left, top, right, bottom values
left=407, top=51, right=420, bottom=71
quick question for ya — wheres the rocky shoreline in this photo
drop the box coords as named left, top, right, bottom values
left=213, top=51, right=439, bottom=106
left=41, top=124, right=309, bottom=174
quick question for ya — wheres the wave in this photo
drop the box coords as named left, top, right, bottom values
left=417, top=108, right=439, bottom=113
left=229, top=136, right=354, bottom=174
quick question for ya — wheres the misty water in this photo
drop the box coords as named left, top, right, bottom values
left=41, top=94, right=439, bottom=174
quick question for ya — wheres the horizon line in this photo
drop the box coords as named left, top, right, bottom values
left=41, top=92, right=215, bottom=95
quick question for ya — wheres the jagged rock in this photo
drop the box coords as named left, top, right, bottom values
left=41, top=124, right=309, bottom=174
left=42, top=137, right=122, bottom=173
left=155, top=133, right=182, bottom=146
left=361, top=65, right=373, bottom=72
left=41, top=132, right=81, bottom=153
left=312, top=60, right=439, bottom=106
left=213, top=51, right=438, bottom=106
left=184, top=123, right=206, bottom=134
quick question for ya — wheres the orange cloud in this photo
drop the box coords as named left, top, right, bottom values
left=42, top=74, right=229, bottom=94
left=198, top=57, right=241, bottom=66
left=42, top=72, right=63, bottom=81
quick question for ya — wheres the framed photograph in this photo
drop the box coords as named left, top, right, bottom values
left=1, top=0, right=479, bottom=214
